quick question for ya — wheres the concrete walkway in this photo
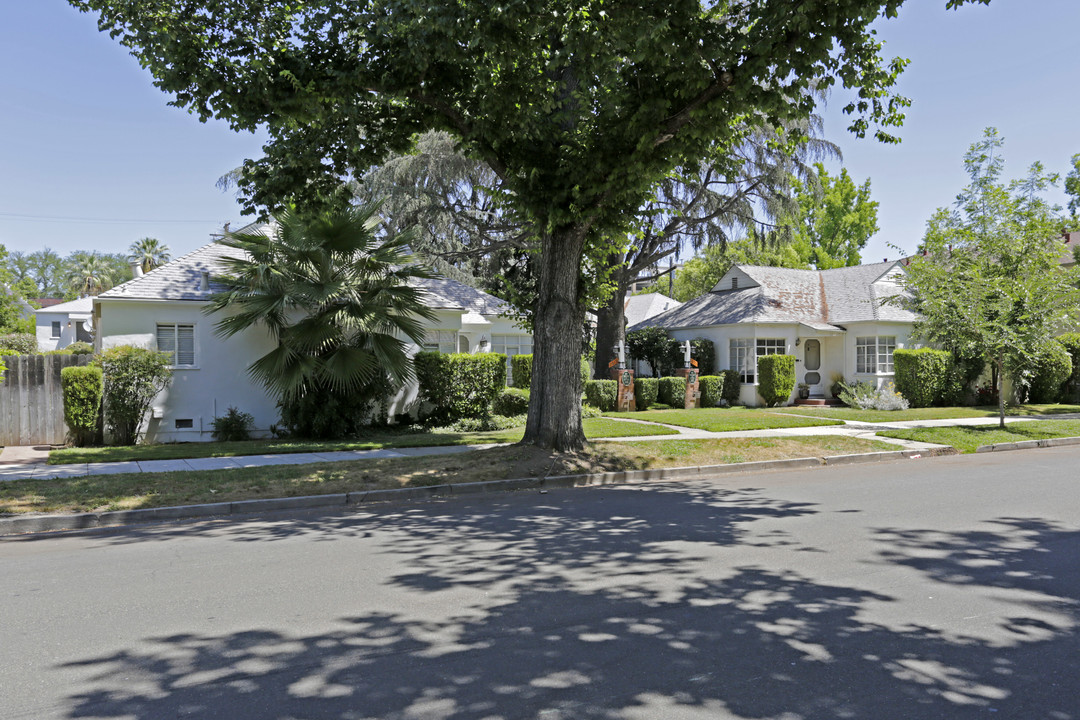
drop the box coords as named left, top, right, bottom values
left=1, top=412, right=1072, bottom=482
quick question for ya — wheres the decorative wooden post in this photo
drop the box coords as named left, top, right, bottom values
left=608, top=340, right=636, bottom=412
left=676, top=340, right=701, bottom=409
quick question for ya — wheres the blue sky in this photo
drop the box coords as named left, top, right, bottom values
left=1, top=0, right=1078, bottom=265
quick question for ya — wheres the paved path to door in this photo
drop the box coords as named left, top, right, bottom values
left=2, top=412, right=1075, bottom=482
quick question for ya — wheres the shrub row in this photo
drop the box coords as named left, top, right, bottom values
left=415, top=351, right=507, bottom=424
left=511, top=354, right=590, bottom=390
left=893, top=348, right=987, bottom=407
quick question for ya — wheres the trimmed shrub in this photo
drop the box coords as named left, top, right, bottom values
left=580, top=357, right=591, bottom=389
left=580, top=403, right=603, bottom=419
left=657, top=376, right=687, bottom=407
left=699, top=375, right=724, bottom=407
left=584, top=379, right=617, bottom=412
left=212, top=406, right=255, bottom=441
left=96, top=345, right=172, bottom=445
left=894, top=348, right=952, bottom=408
left=1028, top=340, right=1072, bottom=404
left=67, top=341, right=95, bottom=355
left=493, top=387, right=530, bottom=416
left=61, top=365, right=103, bottom=446
left=634, top=377, right=659, bottom=410
left=721, top=368, right=741, bottom=404
left=758, top=354, right=796, bottom=406
left=415, top=351, right=507, bottom=424
left=510, top=353, right=533, bottom=389
left=0, top=333, right=36, bottom=354
left=1057, top=333, right=1080, bottom=402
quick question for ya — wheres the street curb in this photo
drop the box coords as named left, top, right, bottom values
left=975, top=435, right=1080, bottom=453
left=0, top=446, right=958, bottom=537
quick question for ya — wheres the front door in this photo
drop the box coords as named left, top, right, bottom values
left=803, top=339, right=823, bottom=396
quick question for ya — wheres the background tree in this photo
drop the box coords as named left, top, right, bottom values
left=1065, top=153, right=1080, bottom=226
left=207, top=204, right=437, bottom=439
left=900, top=128, right=1080, bottom=427
left=73, top=0, right=985, bottom=450
left=780, top=163, right=879, bottom=269
left=65, top=252, right=115, bottom=297
left=128, top=237, right=172, bottom=274
left=28, top=248, right=66, bottom=297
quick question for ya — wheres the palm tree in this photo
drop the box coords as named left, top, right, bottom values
left=128, top=237, right=171, bottom=273
left=206, top=203, right=437, bottom=437
left=65, top=253, right=114, bottom=297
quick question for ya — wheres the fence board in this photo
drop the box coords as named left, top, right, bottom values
left=0, top=355, right=93, bottom=446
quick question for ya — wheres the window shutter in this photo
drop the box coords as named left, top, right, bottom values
left=157, top=325, right=176, bottom=358
left=176, top=325, right=195, bottom=366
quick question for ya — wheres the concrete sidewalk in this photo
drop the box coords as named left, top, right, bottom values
left=1, top=411, right=1071, bottom=483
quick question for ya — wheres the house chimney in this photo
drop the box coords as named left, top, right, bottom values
left=130, top=261, right=144, bottom=278
left=199, top=271, right=210, bottom=292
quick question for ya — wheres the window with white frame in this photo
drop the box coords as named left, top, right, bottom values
left=156, top=323, right=196, bottom=367
left=856, top=336, right=896, bottom=374
left=51, top=321, right=61, bottom=338
left=492, top=334, right=533, bottom=383
left=421, top=330, right=459, bottom=353
left=731, top=338, right=786, bottom=384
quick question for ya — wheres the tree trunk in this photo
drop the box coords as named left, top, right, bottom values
left=996, top=357, right=1005, bottom=429
left=593, top=265, right=631, bottom=380
left=522, top=224, right=588, bottom=452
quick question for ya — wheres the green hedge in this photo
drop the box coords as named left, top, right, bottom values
left=96, top=345, right=172, bottom=445
left=584, top=379, right=617, bottom=411
left=657, top=376, right=686, bottom=407
left=1057, top=333, right=1080, bottom=403
left=493, top=387, right=531, bottom=416
left=758, top=354, right=796, bottom=406
left=893, top=348, right=952, bottom=408
left=0, top=333, right=36, bottom=354
left=699, top=375, right=724, bottom=407
left=61, top=365, right=103, bottom=446
left=1028, top=340, right=1072, bottom=403
left=510, top=354, right=590, bottom=391
left=68, top=341, right=95, bottom=355
left=634, top=377, right=658, bottom=410
left=720, top=368, right=741, bottom=403
left=414, top=351, right=507, bottom=423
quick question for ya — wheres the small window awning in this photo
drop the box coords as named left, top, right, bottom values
left=798, top=321, right=845, bottom=335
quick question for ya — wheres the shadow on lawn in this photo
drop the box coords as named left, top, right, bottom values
left=54, top=484, right=1080, bottom=719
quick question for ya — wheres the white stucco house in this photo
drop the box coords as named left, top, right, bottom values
left=35, top=296, right=95, bottom=351
left=93, top=235, right=531, bottom=443
left=631, top=261, right=919, bottom=406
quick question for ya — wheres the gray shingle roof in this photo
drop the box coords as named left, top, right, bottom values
left=623, top=292, right=682, bottom=327
left=632, top=261, right=916, bottom=331
left=98, top=238, right=510, bottom=316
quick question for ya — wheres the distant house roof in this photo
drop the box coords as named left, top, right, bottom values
left=624, top=292, right=682, bottom=328
left=631, top=261, right=916, bottom=331
left=34, top=298, right=66, bottom=308
left=35, top=296, right=95, bottom=317
left=98, top=233, right=511, bottom=316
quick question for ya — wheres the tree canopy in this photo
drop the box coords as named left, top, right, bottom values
left=72, top=0, right=989, bottom=450
left=900, top=128, right=1080, bottom=427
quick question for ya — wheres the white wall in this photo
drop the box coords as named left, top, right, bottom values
left=36, top=313, right=68, bottom=352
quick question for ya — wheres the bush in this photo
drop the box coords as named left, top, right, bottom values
left=580, top=357, right=591, bottom=388
left=212, top=406, right=255, bottom=441
left=510, top=354, right=533, bottom=389
left=493, top=387, right=530, bottom=416
left=1056, top=333, right=1080, bottom=403
left=67, top=341, right=95, bottom=355
left=1027, top=340, right=1072, bottom=404
left=634, top=377, right=658, bottom=410
left=698, top=375, right=724, bottom=407
left=0, top=333, right=36, bottom=354
left=96, top=345, right=172, bottom=445
left=279, top=377, right=395, bottom=439
left=44, top=349, right=73, bottom=355
left=664, top=338, right=716, bottom=376
left=584, top=379, right=617, bottom=411
left=440, top=413, right=526, bottom=432
left=721, top=368, right=741, bottom=404
left=758, top=354, right=796, bottom=406
left=839, top=380, right=910, bottom=411
left=894, top=348, right=952, bottom=408
left=580, top=403, right=604, bottom=419
left=0, top=356, right=5, bottom=383
left=657, top=376, right=687, bottom=407
left=415, top=351, right=507, bottom=424
left=61, top=365, right=103, bottom=446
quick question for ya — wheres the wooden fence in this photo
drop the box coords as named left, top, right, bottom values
left=0, top=354, right=93, bottom=446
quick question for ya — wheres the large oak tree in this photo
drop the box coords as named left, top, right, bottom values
left=72, top=0, right=986, bottom=450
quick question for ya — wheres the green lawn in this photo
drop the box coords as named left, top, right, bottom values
left=48, top=417, right=676, bottom=465
left=7, top=435, right=895, bottom=516
left=779, top=404, right=1080, bottom=424
left=606, top=406, right=843, bottom=432
left=877, top=419, right=1080, bottom=453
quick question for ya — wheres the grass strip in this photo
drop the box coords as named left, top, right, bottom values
left=8, top=436, right=895, bottom=516
left=877, top=419, right=1080, bottom=453
left=781, top=404, right=1080, bottom=424
left=606, top=407, right=842, bottom=432
left=49, top=418, right=676, bottom=465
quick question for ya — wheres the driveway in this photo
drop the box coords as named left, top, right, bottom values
left=2, top=447, right=1078, bottom=719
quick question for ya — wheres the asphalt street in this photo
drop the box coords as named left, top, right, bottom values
left=2, top=448, right=1078, bottom=719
